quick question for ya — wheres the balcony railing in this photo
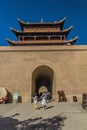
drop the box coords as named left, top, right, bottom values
left=18, top=39, right=66, bottom=44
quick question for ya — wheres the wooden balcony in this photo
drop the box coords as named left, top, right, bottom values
left=18, top=39, right=66, bottom=45
left=23, top=28, right=60, bottom=33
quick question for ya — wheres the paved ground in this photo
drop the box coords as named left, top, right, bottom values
left=0, top=101, right=87, bottom=130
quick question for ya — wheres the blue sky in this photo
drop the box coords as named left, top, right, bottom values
left=0, top=0, right=87, bottom=46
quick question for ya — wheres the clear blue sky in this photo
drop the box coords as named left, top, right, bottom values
left=0, top=0, right=87, bottom=46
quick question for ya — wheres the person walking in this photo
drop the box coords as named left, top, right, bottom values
left=47, top=91, right=51, bottom=102
left=41, top=92, right=47, bottom=110
left=32, top=93, right=38, bottom=110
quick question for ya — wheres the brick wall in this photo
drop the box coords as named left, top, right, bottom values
left=0, top=45, right=87, bottom=102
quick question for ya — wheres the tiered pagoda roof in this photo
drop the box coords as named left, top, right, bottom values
left=7, top=17, right=78, bottom=46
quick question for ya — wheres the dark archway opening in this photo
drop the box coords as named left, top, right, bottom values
left=32, top=65, right=54, bottom=100
left=36, top=74, right=52, bottom=97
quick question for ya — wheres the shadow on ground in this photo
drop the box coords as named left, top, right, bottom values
left=0, top=114, right=67, bottom=130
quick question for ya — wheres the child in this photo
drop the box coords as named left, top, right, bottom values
left=32, top=94, right=38, bottom=110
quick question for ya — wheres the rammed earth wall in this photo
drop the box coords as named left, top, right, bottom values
left=0, top=45, right=87, bottom=102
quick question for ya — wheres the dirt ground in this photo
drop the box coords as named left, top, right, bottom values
left=0, top=101, right=87, bottom=130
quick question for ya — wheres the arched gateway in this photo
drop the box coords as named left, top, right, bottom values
left=32, top=65, right=54, bottom=100
left=5, top=18, right=79, bottom=102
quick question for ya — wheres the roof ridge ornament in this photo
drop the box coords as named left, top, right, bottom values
left=41, top=18, right=43, bottom=23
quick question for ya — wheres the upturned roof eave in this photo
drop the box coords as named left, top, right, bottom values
left=7, top=36, right=78, bottom=46
left=64, top=26, right=74, bottom=37
left=10, top=27, right=21, bottom=38
left=18, top=17, right=66, bottom=31
left=10, top=26, right=73, bottom=37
